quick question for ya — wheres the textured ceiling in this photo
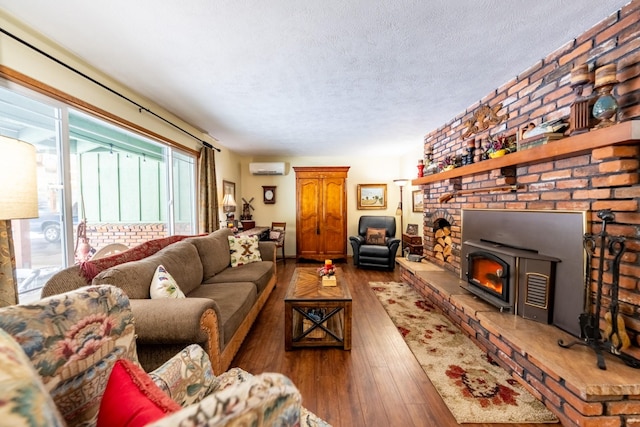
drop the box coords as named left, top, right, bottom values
left=0, top=1, right=631, bottom=157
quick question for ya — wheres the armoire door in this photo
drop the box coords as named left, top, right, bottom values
left=294, top=166, right=349, bottom=261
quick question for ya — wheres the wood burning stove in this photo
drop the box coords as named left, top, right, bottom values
left=463, top=239, right=560, bottom=323
left=467, top=250, right=511, bottom=309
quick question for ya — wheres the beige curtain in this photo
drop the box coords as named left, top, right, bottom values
left=198, top=146, right=219, bottom=233
left=0, top=220, right=19, bottom=307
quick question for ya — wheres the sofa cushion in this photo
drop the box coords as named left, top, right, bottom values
left=203, top=261, right=274, bottom=294
left=185, top=228, right=234, bottom=281
left=228, top=234, right=262, bottom=267
left=150, top=265, right=186, bottom=299
left=93, top=241, right=203, bottom=298
left=0, top=328, right=66, bottom=427
left=97, top=359, right=181, bottom=427
left=188, top=282, right=257, bottom=349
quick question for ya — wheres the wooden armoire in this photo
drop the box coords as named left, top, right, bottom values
left=293, top=166, right=349, bottom=261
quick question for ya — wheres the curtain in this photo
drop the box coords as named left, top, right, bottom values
left=0, top=220, right=19, bottom=307
left=198, top=146, right=219, bottom=233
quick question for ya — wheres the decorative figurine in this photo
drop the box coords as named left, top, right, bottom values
left=569, top=64, right=595, bottom=135
left=592, top=63, right=619, bottom=129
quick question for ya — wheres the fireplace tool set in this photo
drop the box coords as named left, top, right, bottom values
left=558, top=209, right=640, bottom=370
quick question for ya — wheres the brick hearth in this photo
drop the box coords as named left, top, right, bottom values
left=397, top=258, right=640, bottom=427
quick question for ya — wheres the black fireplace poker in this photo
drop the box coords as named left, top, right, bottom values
left=558, top=209, right=640, bottom=370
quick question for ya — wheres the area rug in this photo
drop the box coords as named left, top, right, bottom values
left=370, top=281, right=558, bottom=424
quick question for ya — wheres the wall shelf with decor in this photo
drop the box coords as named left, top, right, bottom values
left=412, top=120, right=640, bottom=186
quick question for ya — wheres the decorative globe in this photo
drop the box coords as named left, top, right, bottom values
left=593, top=93, right=618, bottom=120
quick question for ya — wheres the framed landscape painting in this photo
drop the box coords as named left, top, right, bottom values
left=412, top=190, right=424, bottom=212
left=357, top=184, right=387, bottom=209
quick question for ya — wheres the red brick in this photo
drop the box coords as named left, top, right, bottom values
left=556, top=155, right=592, bottom=169
left=573, top=189, right=611, bottom=199
left=529, top=182, right=556, bottom=192
left=560, top=40, right=593, bottom=65
left=592, top=199, right=638, bottom=211
left=614, top=187, right=640, bottom=198
left=592, top=173, right=640, bottom=188
left=599, top=159, right=640, bottom=173
left=607, top=400, right=640, bottom=415
left=546, top=376, right=604, bottom=416
left=595, top=8, right=640, bottom=45
left=626, top=417, right=640, bottom=427
left=592, top=145, right=640, bottom=160
left=530, top=374, right=562, bottom=408
left=557, top=201, right=592, bottom=210
left=541, top=169, right=573, bottom=181
left=541, top=191, right=572, bottom=200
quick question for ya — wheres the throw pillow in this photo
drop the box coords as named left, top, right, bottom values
left=97, top=359, right=181, bottom=427
left=79, top=235, right=193, bottom=282
left=365, top=227, right=387, bottom=245
left=0, top=329, right=66, bottom=427
left=150, top=265, right=186, bottom=299
left=228, top=234, right=262, bottom=267
left=269, top=230, right=281, bottom=241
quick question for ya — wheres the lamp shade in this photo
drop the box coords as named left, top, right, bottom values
left=0, top=136, right=38, bottom=220
left=393, top=179, right=409, bottom=187
left=222, top=193, right=236, bottom=212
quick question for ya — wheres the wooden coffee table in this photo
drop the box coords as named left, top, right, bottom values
left=284, top=267, right=352, bottom=350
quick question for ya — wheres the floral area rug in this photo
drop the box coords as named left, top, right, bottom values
left=370, top=281, right=558, bottom=424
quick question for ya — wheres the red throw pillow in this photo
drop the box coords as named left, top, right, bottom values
left=80, top=235, right=193, bottom=282
left=97, top=359, right=181, bottom=427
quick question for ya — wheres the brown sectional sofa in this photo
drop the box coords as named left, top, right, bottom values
left=41, top=228, right=277, bottom=374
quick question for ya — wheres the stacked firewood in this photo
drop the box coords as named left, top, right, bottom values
left=434, top=226, right=453, bottom=262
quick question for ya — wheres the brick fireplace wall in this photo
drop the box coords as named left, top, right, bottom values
left=419, top=2, right=640, bottom=356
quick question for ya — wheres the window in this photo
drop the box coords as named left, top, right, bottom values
left=0, top=82, right=197, bottom=303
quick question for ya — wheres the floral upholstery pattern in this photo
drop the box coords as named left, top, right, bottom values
left=0, top=285, right=331, bottom=427
left=0, top=285, right=137, bottom=427
left=0, top=328, right=66, bottom=427
left=149, top=343, right=217, bottom=407
left=147, top=371, right=302, bottom=427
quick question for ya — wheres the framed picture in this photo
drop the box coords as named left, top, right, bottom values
left=357, top=184, right=387, bottom=209
left=412, top=190, right=424, bottom=212
left=223, top=180, right=235, bottom=199
left=406, top=224, right=419, bottom=235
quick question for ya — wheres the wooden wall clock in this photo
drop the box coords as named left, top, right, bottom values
left=262, top=186, right=276, bottom=204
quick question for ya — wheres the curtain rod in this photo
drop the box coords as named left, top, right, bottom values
left=0, top=27, right=220, bottom=152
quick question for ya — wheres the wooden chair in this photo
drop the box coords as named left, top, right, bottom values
left=270, top=222, right=286, bottom=263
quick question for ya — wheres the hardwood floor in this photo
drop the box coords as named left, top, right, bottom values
left=232, top=260, right=561, bottom=427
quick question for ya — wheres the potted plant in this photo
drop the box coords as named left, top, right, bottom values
left=484, top=134, right=516, bottom=159
left=439, top=155, right=456, bottom=171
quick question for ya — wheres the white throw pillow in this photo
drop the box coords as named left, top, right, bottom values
left=228, top=234, right=262, bottom=267
left=150, top=265, right=186, bottom=299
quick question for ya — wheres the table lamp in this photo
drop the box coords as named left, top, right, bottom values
left=0, top=136, right=38, bottom=306
left=222, top=193, right=237, bottom=225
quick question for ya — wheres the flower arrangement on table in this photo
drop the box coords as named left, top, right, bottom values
left=318, top=260, right=335, bottom=277
left=484, top=134, right=517, bottom=159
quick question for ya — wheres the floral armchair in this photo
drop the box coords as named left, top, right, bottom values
left=0, top=285, right=329, bottom=427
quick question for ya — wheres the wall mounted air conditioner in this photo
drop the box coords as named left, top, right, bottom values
left=249, top=162, right=285, bottom=175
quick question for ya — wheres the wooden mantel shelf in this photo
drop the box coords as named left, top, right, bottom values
left=412, top=120, right=640, bottom=186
